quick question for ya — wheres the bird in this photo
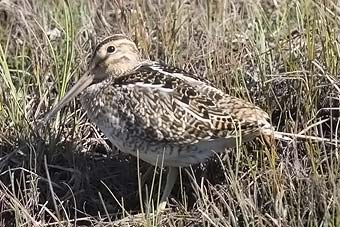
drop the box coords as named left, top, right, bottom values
left=43, top=34, right=274, bottom=212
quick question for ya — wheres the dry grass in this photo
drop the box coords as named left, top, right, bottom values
left=0, top=0, right=339, bottom=226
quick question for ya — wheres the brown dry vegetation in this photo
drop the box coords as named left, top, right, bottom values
left=0, top=0, right=339, bottom=226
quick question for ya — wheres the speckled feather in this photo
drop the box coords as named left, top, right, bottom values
left=81, top=61, right=272, bottom=166
left=43, top=34, right=275, bottom=209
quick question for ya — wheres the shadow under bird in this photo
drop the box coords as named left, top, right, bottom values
left=44, top=34, right=274, bottom=211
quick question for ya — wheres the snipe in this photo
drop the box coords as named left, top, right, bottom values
left=44, top=34, right=274, bottom=211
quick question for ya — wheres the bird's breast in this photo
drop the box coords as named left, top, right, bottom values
left=82, top=83, right=149, bottom=154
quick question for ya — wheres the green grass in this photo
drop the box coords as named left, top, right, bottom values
left=0, top=0, right=339, bottom=226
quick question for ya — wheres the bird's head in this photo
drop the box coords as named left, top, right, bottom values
left=43, top=34, right=141, bottom=122
left=90, top=34, right=141, bottom=81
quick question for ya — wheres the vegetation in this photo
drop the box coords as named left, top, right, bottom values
left=0, top=0, right=339, bottom=226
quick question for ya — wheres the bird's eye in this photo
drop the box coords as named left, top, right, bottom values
left=107, top=46, right=116, bottom=53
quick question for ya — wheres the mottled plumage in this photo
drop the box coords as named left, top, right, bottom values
left=44, top=34, right=274, bottom=211
left=81, top=61, right=271, bottom=166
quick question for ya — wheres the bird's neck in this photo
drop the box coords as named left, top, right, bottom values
left=109, top=59, right=152, bottom=76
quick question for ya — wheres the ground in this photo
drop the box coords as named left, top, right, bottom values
left=0, top=0, right=339, bottom=226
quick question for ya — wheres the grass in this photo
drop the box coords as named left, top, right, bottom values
left=0, top=0, right=339, bottom=226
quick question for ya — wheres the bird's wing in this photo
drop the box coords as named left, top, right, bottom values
left=108, top=62, right=271, bottom=144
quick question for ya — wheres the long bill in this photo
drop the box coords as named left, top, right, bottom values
left=43, top=71, right=95, bottom=123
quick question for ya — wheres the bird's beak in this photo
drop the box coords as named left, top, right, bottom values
left=43, top=69, right=95, bottom=123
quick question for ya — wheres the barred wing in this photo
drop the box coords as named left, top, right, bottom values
left=106, top=62, right=271, bottom=144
